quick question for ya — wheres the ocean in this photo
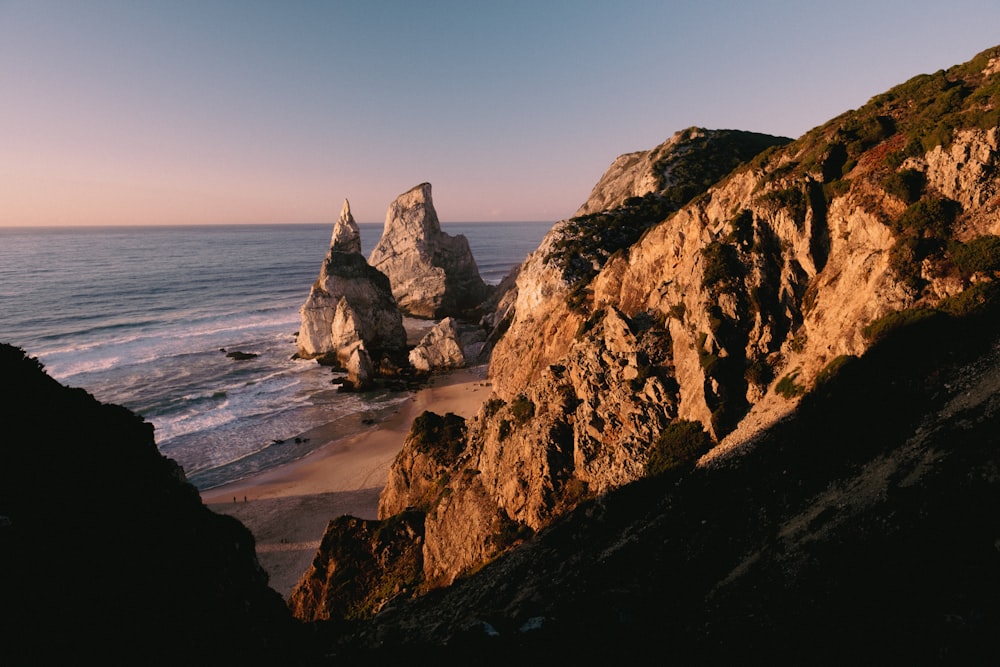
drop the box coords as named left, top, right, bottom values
left=0, top=221, right=550, bottom=490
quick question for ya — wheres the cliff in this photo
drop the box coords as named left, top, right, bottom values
left=0, top=344, right=308, bottom=663
left=328, top=296, right=1000, bottom=663
left=369, top=183, right=491, bottom=318
left=298, top=199, right=407, bottom=374
left=294, top=45, right=1000, bottom=644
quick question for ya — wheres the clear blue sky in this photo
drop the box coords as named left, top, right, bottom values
left=2, top=0, right=999, bottom=225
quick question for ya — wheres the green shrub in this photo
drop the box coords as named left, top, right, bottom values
left=892, top=197, right=961, bottom=238
left=887, top=236, right=925, bottom=292
left=822, top=178, right=851, bottom=201
left=862, top=307, right=939, bottom=344
left=775, top=371, right=805, bottom=398
left=409, top=411, right=466, bottom=460
left=951, top=235, right=1000, bottom=275
left=509, top=394, right=535, bottom=424
left=939, top=282, right=1000, bottom=317
left=814, top=355, right=857, bottom=388
left=882, top=168, right=926, bottom=203
left=701, top=241, right=744, bottom=293
left=645, top=420, right=714, bottom=476
left=482, top=397, right=506, bottom=418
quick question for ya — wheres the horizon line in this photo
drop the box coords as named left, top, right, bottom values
left=0, top=219, right=558, bottom=230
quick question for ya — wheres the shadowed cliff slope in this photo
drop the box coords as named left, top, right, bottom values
left=318, top=256, right=1000, bottom=665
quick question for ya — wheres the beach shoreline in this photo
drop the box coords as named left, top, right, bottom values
left=202, top=364, right=490, bottom=598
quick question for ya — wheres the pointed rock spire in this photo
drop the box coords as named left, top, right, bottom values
left=368, top=183, right=490, bottom=318
left=331, top=199, right=362, bottom=254
left=296, top=199, right=406, bottom=366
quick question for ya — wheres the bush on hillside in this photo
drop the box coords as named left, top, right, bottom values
left=882, top=168, right=927, bottom=204
left=891, top=197, right=961, bottom=238
left=862, top=308, right=940, bottom=345
left=951, top=235, right=1000, bottom=275
left=509, top=394, right=535, bottom=424
left=645, top=420, right=714, bottom=476
left=409, top=411, right=466, bottom=460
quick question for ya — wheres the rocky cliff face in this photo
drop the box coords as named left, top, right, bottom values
left=295, top=45, right=1000, bottom=641
left=369, top=183, right=491, bottom=318
left=298, top=199, right=407, bottom=370
left=328, top=298, right=1000, bottom=663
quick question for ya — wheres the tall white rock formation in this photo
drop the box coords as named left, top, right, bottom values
left=368, top=183, right=490, bottom=318
left=297, top=200, right=406, bottom=369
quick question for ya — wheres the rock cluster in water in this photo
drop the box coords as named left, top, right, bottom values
left=297, top=199, right=407, bottom=387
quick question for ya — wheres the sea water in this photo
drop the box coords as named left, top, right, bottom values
left=0, top=222, right=550, bottom=489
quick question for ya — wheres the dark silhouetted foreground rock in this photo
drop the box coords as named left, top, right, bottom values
left=0, top=344, right=311, bottom=664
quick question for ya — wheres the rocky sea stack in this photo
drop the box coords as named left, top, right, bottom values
left=369, top=183, right=491, bottom=318
left=297, top=199, right=407, bottom=384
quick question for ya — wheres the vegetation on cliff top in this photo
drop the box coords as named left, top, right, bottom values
left=755, top=44, right=1000, bottom=186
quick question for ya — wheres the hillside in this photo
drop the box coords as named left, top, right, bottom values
left=291, top=44, right=1000, bottom=661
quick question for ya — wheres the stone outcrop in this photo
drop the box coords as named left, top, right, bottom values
left=288, top=511, right=425, bottom=622
left=297, top=199, right=406, bottom=367
left=407, top=317, right=488, bottom=372
left=343, top=344, right=375, bottom=391
left=369, top=183, right=491, bottom=318
left=408, top=317, right=465, bottom=372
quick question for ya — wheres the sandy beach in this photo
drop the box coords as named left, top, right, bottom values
left=203, top=365, right=490, bottom=598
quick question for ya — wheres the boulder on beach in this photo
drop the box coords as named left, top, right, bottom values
left=408, top=317, right=465, bottom=372
left=408, top=317, right=488, bottom=372
left=368, top=183, right=491, bottom=319
left=297, top=199, right=407, bottom=366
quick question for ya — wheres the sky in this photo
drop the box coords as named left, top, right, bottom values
left=2, top=1, right=999, bottom=226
